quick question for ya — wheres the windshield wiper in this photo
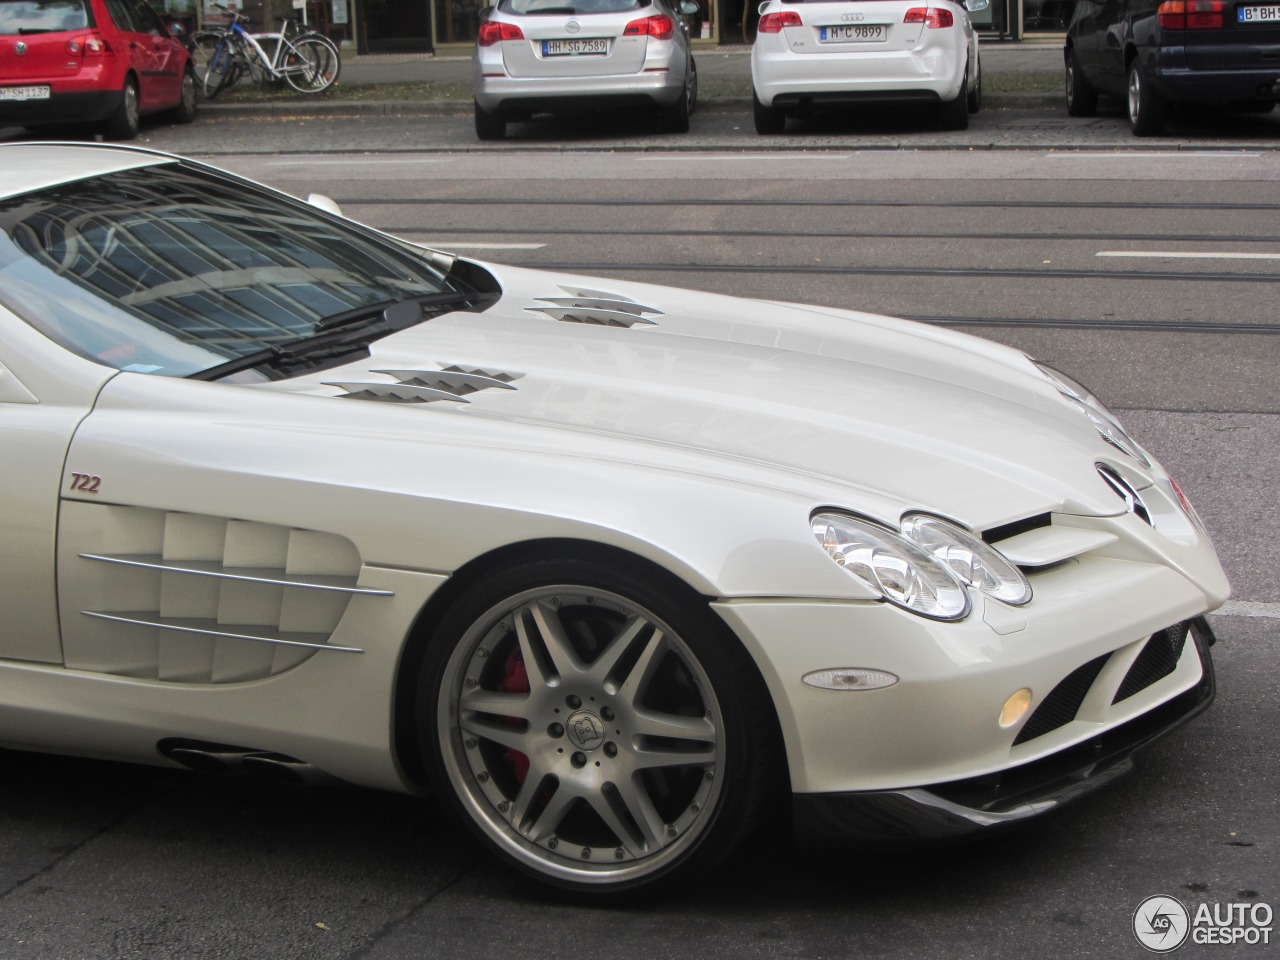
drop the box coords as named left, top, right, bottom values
left=190, top=291, right=496, bottom=382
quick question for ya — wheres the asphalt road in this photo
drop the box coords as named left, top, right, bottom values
left=1, top=128, right=1277, bottom=960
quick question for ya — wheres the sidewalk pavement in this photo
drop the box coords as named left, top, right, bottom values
left=201, top=37, right=1066, bottom=115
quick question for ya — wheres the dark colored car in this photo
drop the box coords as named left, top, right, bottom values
left=1064, top=0, right=1280, bottom=135
left=0, top=0, right=195, bottom=139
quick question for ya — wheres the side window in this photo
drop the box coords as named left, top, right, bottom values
left=103, top=0, right=138, bottom=31
left=128, top=0, right=165, bottom=35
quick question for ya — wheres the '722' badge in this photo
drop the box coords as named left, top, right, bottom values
left=69, top=472, right=101, bottom=494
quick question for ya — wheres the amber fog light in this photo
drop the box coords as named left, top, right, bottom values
left=1000, top=688, right=1033, bottom=728
left=802, top=669, right=899, bottom=691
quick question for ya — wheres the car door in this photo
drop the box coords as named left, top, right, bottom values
left=102, top=0, right=181, bottom=110
left=0, top=320, right=114, bottom=666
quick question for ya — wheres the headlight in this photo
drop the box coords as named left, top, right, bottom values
left=900, top=514, right=1032, bottom=606
left=812, top=513, right=969, bottom=621
left=1034, top=361, right=1150, bottom=467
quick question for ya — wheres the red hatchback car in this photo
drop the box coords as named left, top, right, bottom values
left=0, top=0, right=195, bottom=139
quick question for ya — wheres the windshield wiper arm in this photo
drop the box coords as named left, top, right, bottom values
left=190, top=291, right=497, bottom=382
left=315, top=291, right=495, bottom=332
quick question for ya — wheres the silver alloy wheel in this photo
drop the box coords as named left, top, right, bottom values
left=1127, top=67, right=1140, bottom=124
left=124, top=83, right=138, bottom=129
left=436, top=585, right=726, bottom=885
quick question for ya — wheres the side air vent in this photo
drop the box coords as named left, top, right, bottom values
left=1013, top=654, right=1110, bottom=746
left=326, top=364, right=523, bottom=404
left=1113, top=624, right=1188, bottom=704
left=526, top=286, right=664, bottom=328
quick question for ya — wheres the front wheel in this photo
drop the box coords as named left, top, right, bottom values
left=283, top=36, right=340, bottom=93
left=1065, top=47, right=1097, bottom=117
left=418, top=557, right=780, bottom=896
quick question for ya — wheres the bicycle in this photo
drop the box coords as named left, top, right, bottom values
left=190, top=4, right=340, bottom=99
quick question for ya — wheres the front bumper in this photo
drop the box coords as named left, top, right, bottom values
left=792, top=618, right=1216, bottom=843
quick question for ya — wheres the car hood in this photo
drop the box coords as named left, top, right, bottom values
left=266, top=263, right=1132, bottom=531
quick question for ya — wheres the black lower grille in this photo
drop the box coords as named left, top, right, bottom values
left=1014, top=654, right=1110, bottom=746
left=1113, top=624, right=1189, bottom=704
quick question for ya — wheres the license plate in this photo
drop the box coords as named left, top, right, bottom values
left=0, top=85, right=51, bottom=101
left=819, top=24, right=887, bottom=42
left=1238, top=4, right=1280, bottom=20
left=542, top=38, right=608, bottom=56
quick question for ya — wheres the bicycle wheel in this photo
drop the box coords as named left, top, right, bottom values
left=199, top=36, right=238, bottom=99
left=281, top=36, right=340, bottom=94
left=188, top=31, right=224, bottom=96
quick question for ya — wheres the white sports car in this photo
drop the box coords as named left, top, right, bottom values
left=750, top=0, right=986, bottom=133
left=0, top=144, right=1229, bottom=897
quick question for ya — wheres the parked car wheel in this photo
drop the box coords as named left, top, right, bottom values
left=1127, top=59, right=1167, bottom=136
left=475, top=101, right=506, bottom=141
left=103, top=77, right=140, bottom=140
left=171, top=68, right=199, bottom=124
left=753, top=91, right=785, bottom=135
left=939, top=69, right=969, bottom=131
left=967, top=56, right=982, bottom=114
left=660, top=87, right=691, bottom=133
left=418, top=556, right=779, bottom=896
left=1065, top=47, right=1097, bottom=117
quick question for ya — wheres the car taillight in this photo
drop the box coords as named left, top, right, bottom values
left=624, top=14, right=675, bottom=38
left=1157, top=0, right=1224, bottom=28
left=477, top=21, right=524, bottom=45
left=904, top=7, right=954, bottom=27
left=758, top=11, right=802, bottom=32
left=66, top=33, right=109, bottom=56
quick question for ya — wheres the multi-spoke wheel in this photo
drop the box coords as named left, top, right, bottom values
left=420, top=557, right=779, bottom=895
left=283, top=36, right=340, bottom=94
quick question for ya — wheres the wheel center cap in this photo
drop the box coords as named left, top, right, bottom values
left=566, top=710, right=606, bottom=751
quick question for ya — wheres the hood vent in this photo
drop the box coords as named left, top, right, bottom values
left=526, top=286, right=664, bottom=328
left=325, top=365, right=523, bottom=404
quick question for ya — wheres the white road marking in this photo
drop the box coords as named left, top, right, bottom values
left=1214, top=600, right=1280, bottom=620
left=1097, top=251, right=1280, bottom=260
left=1050, top=152, right=1264, bottom=159
left=638, top=155, right=852, bottom=161
left=260, top=158, right=456, bottom=166
left=432, top=242, right=546, bottom=250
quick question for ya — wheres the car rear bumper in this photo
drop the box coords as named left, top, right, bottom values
left=791, top=618, right=1215, bottom=843
left=1141, top=44, right=1280, bottom=103
left=474, top=72, right=685, bottom=114
left=0, top=90, right=118, bottom=127
left=752, top=46, right=966, bottom=107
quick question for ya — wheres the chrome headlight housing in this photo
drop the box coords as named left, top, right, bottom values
left=812, top=512, right=969, bottom=621
left=1034, top=361, right=1150, bottom=467
left=900, top=514, right=1032, bottom=606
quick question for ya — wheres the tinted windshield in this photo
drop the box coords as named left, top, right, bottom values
left=0, top=163, right=455, bottom=377
left=498, top=0, right=647, bottom=14
left=0, top=0, right=90, bottom=33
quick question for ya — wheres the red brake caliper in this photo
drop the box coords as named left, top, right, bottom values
left=499, top=647, right=531, bottom=783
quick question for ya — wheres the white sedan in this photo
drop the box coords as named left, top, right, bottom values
left=751, top=0, right=986, bottom=133
left=0, top=143, right=1228, bottom=897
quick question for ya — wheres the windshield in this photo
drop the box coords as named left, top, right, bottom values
left=0, top=0, right=90, bottom=34
left=0, top=163, right=457, bottom=378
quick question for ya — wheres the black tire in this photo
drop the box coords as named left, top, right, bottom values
left=1127, top=58, right=1166, bottom=136
left=938, top=70, right=969, bottom=131
left=417, top=555, right=781, bottom=897
left=283, top=36, right=340, bottom=94
left=660, top=87, right=690, bottom=134
left=474, top=100, right=506, bottom=141
left=1065, top=47, right=1097, bottom=117
left=753, top=91, right=785, bottom=135
left=103, top=76, right=140, bottom=140
left=188, top=31, right=222, bottom=97
left=201, top=37, right=236, bottom=99
left=170, top=67, right=198, bottom=124
left=967, top=55, right=982, bottom=114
